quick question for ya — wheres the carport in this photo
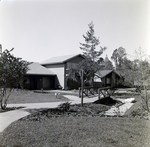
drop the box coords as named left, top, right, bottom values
left=24, top=62, right=56, bottom=90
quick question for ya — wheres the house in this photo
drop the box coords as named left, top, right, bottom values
left=24, top=62, right=56, bottom=90
left=96, top=70, right=120, bottom=88
left=24, top=56, right=120, bottom=90
left=41, top=54, right=85, bottom=89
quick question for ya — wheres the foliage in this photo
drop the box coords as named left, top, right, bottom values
left=0, top=49, right=29, bottom=109
left=134, top=48, right=150, bottom=111
left=80, top=21, right=106, bottom=62
left=116, top=57, right=136, bottom=87
left=67, top=57, right=100, bottom=86
left=97, top=57, right=104, bottom=64
left=111, top=47, right=126, bottom=69
left=58, top=102, right=71, bottom=112
left=102, top=55, right=114, bottom=70
left=112, top=47, right=150, bottom=111
left=67, top=22, right=106, bottom=88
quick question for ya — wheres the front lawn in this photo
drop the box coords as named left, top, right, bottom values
left=7, top=90, right=69, bottom=104
left=0, top=117, right=149, bottom=147
left=0, top=89, right=150, bottom=147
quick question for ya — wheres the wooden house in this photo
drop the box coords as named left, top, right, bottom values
left=95, top=70, right=120, bottom=88
left=41, top=54, right=85, bottom=89
left=24, top=55, right=120, bottom=90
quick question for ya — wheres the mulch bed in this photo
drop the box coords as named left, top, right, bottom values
left=20, top=97, right=123, bottom=121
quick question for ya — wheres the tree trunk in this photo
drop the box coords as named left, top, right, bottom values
left=145, top=86, right=149, bottom=111
left=0, top=88, right=11, bottom=110
left=1, top=101, right=7, bottom=110
left=81, top=70, right=84, bottom=107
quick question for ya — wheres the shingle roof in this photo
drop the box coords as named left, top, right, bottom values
left=96, top=70, right=120, bottom=78
left=26, top=62, right=55, bottom=75
left=41, top=54, right=84, bottom=65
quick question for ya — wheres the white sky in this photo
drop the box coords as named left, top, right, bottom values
left=0, top=0, right=150, bottom=62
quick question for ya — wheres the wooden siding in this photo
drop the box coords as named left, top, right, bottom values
left=67, top=56, right=84, bottom=63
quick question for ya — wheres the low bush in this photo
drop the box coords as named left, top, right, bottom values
left=58, top=102, right=72, bottom=112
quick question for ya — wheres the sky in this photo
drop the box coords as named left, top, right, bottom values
left=0, top=0, right=150, bottom=62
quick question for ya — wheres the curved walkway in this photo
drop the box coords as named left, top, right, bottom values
left=0, top=95, right=98, bottom=132
left=0, top=95, right=134, bottom=132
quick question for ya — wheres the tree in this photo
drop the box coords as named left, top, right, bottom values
left=0, top=49, right=29, bottom=109
left=80, top=22, right=107, bottom=62
left=111, top=47, right=126, bottom=69
left=67, top=22, right=106, bottom=105
left=115, top=47, right=150, bottom=111
left=79, top=22, right=106, bottom=85
left=133, top=48, right=150, bottom=111
left=103, top=55, right=114, bottom=70
left=97, top=57, right=104, bottom=64
left=67, top=57, right=100, bottom=87
left=113, top=56, right=134, bottom=87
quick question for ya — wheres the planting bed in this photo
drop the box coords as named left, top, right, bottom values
left=20, top=97, right=121, bottom=121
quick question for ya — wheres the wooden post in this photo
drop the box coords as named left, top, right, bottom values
left=145, top=85, right=149, bottom=111
left=79, top=87, right=81, bottom=98
left=81, top=70, right=84, bottom=107
left=98, top=88, right=100, bottom=100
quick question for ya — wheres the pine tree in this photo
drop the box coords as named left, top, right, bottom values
left=80, top=22, right=106, bottom=62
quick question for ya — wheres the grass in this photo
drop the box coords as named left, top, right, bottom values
left=0, top=90, right=69, bottom=113
left=0, top=117, right=149, bottom=147
left=0, top=89, right=150, bottom=146
left=7, top=90, right=69, bottom=104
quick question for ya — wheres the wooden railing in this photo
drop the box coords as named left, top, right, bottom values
left=79, top=86, right=117, bottom=99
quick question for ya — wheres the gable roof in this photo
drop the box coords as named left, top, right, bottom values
left=96, top=70, right=120, bottom=78
left=26, top=62, right=55, bottom=75
left=41, top=54, right=84, bottom=65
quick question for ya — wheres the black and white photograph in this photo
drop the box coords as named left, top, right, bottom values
left=0, top=0, right=150, bottom=146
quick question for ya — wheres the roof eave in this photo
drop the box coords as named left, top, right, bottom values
left=41, top=62, right=64, bottom=66
left=41, top=54, right=85, bottom=65
left=63, top=54, right=85, bottom=63
left=26, top=73, right=56, bottom=76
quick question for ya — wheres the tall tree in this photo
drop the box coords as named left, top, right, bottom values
left=67, top=22, right=106, bottom=92
left=133, top=48, right=150, bottom=111
left=78, top=22, right=107, bottom=87
left=117, top=57, right=136, bottom=87
left=80, top=22, right=106, bottom=62
left=103, top=55, right=114, bottom=70
left=111, top=47, right=126, bottom=69
left=115, top=47, right=150, bottom=111
left=0, top=49, right=29, bottom=109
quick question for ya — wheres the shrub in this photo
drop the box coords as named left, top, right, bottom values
left=58, top=102, right=71, bottom=112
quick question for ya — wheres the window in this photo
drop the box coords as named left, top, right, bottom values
left=106, top=78, right=111, bottom=84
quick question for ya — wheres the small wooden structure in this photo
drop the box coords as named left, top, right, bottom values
left=96, top=70, right=120, bottom=88
left=79, top=86, right=95, bottom=98
left=78, top=70, right=119, bottom=103
left=79, top=86, right=116, bottom=99
left=97, top=87, right=116, bottom=99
